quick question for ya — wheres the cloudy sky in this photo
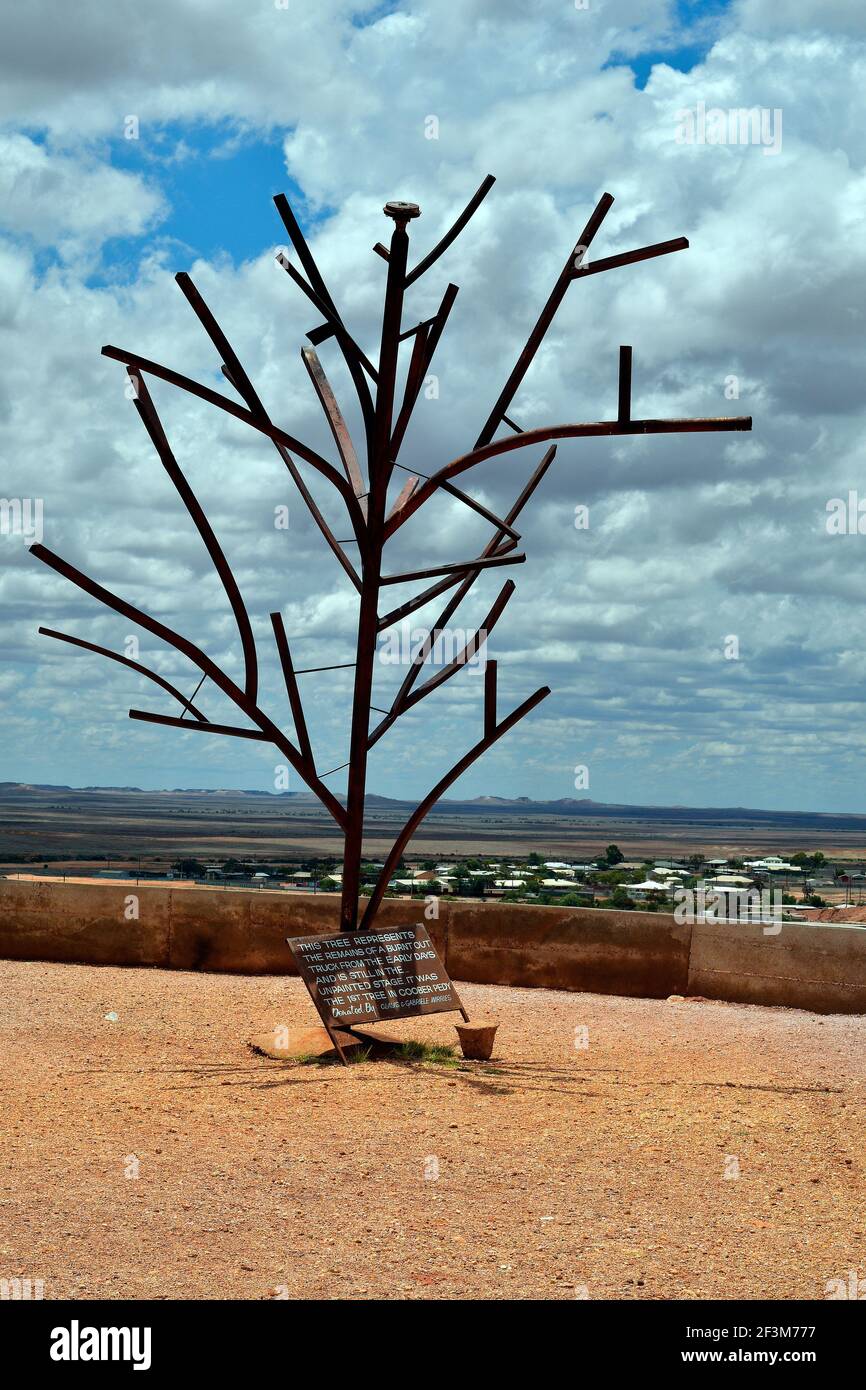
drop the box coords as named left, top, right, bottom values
left=1, top=0, right=864, bottom=812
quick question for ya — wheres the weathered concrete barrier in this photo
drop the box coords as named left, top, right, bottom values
left=443, top=898, right=690, bottom=999
left=167, top=887, right=448, bottom=973
left=687, top=918, right=866, bottom=1014
left=1, top=878, right=865, bottom=1014
left=0, top=880, right=446, bottom=974
left=0, top=878, right=170, bottom=967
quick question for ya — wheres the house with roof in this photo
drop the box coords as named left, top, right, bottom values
left=491, top=878, right=528, bottom=893
left=630, top=879, right=673, bottom=897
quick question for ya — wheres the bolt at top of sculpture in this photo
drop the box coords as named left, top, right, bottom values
left=30, top=174, right=751, bottom=932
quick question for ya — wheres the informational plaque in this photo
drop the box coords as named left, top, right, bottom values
left=286, top=923, right=466, bottom=1031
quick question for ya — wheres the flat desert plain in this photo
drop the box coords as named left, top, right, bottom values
left=2, top=785, right=866, bottom=868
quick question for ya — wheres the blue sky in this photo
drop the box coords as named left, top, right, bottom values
left=106, top=125, right=303, bottom=275
left=64, top=0, right=734, bottom=281
left=606, top=0, right=733, bottom=88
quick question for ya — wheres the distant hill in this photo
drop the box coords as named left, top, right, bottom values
left=1, top=783, right=865, bottom=831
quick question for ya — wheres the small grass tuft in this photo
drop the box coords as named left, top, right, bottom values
left=296, top=1044, right=372, bottom=1066
left=396, top=1040, right=460, bottom=1067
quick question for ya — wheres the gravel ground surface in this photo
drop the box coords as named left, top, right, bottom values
left=1, top=959, right=864, bottom=1301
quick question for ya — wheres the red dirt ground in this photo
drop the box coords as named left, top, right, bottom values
left=1, top=959, right=864, bottom=1300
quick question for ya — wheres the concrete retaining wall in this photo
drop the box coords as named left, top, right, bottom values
left=443, top=898, right=690, bottom=999
left=0, top=878, right=171, bottom=968
left=0, top=878, right=864, bottom=1014
left=687, top=918, right=866, bottom=1014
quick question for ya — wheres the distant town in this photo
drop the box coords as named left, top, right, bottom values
left=10, top=844, right=866, bottom=922
left=4, top=783, right=866, bottom=922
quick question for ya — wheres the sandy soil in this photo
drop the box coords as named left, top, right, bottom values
left=799, top=906, right=866, bottom=923
left=1, top=959, right=864, bottom=1301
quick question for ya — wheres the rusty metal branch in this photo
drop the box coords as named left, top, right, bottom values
left=272, top=191, right=378, bottom=456
left=404, top=175, right=496, bottom=286
left=275, top=253, right=379, bottom=386
left=271, top=439, right=364, bottom=589
left=130, top=371, right=260, bottom=704
left=103, top=345, right=368, bottom=545
left=300, top=347, right=367, bottom=511
left=129, top=710, right=269, bottom=740
left=374, top=546, right=512, bottom=633
left=405, top=580, right=513, bottom=708
left=439, top=479, right=521, bottom=540
left=377, top=449, right=554, bottom=632
left=390, top=282, right=459, bottom=458
left=572, top=236, right=689, bottom=283
left=30, top=543, right=348, bottom=831
left=175, top=272, right=266, bottom=417
left=270, top=611, right=314, bottom=768
left=367, top=580, right=515, bottom=750
left=38, top=627, right=209, bottom=721
left=380, top=551, right=525, bottom=585
left=360, top=682, right=550, bottom=928
left=474, top=191, right=614, bottom=449
left=385, top=473, right=419, bottom=527
left=484, top=659, right=497, bottom=739
left=384, top=412, right=751, bottom=538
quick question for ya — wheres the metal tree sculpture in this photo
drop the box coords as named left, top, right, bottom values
left=31, top=176, right=750, bottom=932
